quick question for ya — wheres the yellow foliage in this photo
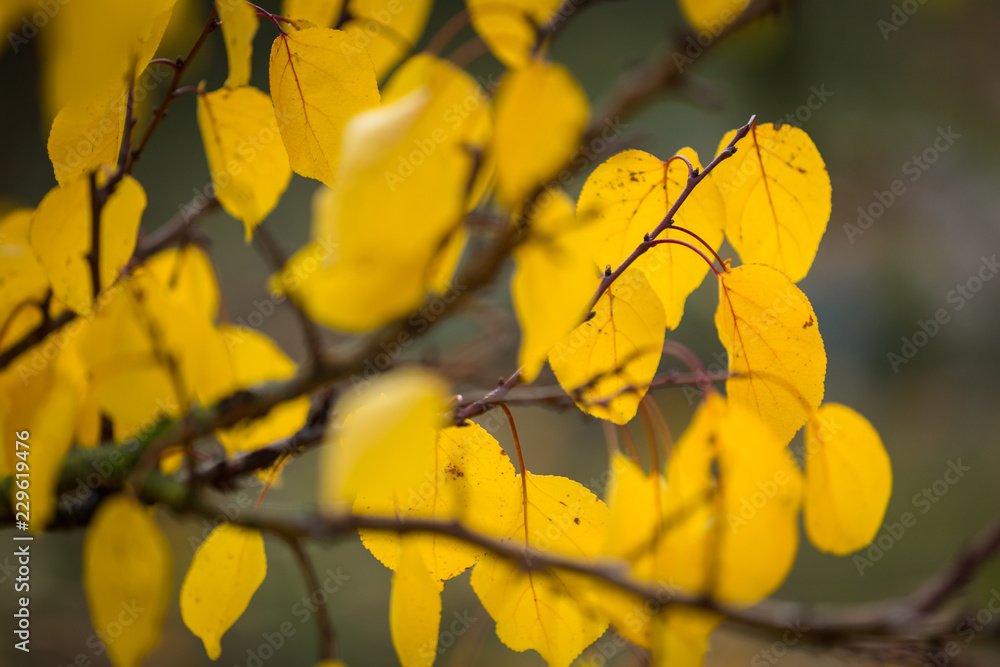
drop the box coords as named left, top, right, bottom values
left=181, top=524, right=267, bottom=660
left=83, top=496, right=172, bottom=667
left=716, top=263, right=826, bottom=444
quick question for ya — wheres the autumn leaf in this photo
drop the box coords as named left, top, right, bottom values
left=47, top=80, right=125, bottom=185
left=715, top=263, right=826, bottom=444
left=0, top=345, right=82, bottom=530
left=466, top=0, right=563, bottom=68
left=660, top=392, right=802, bottom=603
left=30, top=173, right=146, bottom=315
left=197, top=85, right=292, bottom=239
left=470, top=473, right=610, bottom=667
left=41, top=0, right=176, bottom=120
left=319, top=368, right=451, bottom=507
left=579, top=148, right=725, bottom=329
left=356, top=421, right=521, bottom=580
left=711, top=122, right=831, bottom=282
left=181, top=524, right=267, bottom=660
left=269, top=26, right=380, bottom=186
left=677, top=0, right=749, bottom=33
left=596, top=452, right=667, bottom=648
left=215, top=325, right=310, bottom=454
left=651, top=609, right=723, bottom=667
left=804, top=404, right=892, bottom=555
left=390, top=540, right=444, bottom=667
left=549, top=268, right=666, bottom=424
left=217, top=0, right=258, bottom=88
left=275, top=55, right=488, bottom=331
left=493, top=60, right=589, bottom=208
left=144, top=245, right=219, bottom=323
left=512, top=189, right=599, bottom=382
left=83, top=495, right=172, bottom=667
left=0, top=210, right=49, bottom=337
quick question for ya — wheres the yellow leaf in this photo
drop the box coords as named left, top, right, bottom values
left=579, top=148, right=725, bottom=329
left=356, top=421, right=521, bottom=580
left=217, top=0, right=259, bottom=88
left=470, top=473, right=609, bottom=667
left=83, top=495, right=172, bottom=667
left=660, top=393, right=802, bottom=603
left=466, top=0, right=563, bottom=68
left=30, top=174, right=146, bottom=316
left=277, top=55, right=487, bottom=331
left=144, top=245, right=219, bottom=322
left=651, top=609, right=722, bottom=667
left=282, top=0, right=343, bottom=27
left=715, top=263, right=826, bottom=444
left=47, top=80, right=126, bottom=185
left=215, top=326, right=310, bottom=453
left=596, top=452, right=667, bottom=648
left=41, top=0, right=176, bottom=120
left=548, top=269, right=665, bottom=424
left=319, top=368, right=450, bottom=507
left=0, top=210, right=49, bottom=336
left=390, top=540, right=444, bottom=667
left=711, top=122, right=831, bottom=282
left=197, top=85, right=292, bottom=239
left=342, top=0, right=434, bottom=79
left=181, top=524, right=267, bottom=660
left=494, top=60, right=589, bottom=207
left=0, top=347, right=82, bottom=530
left=804, top=404, right=892, bottom=555
left=677, top=0, right=749, bottom=34
left=268, top=26, right=380, bottom=186
left=512, top=189, right=598, bottom=382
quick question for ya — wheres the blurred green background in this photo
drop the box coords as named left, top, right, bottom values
left=2, top=0, right=1000, bottom=665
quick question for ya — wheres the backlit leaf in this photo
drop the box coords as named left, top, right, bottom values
left=276, top=55, right=487, bottom=331
left=268, top=26, right=380, bottom=186
left=83, top=495, right=172, bottom=667
left=181, top=524, right=267, bottom=660
left=579, top=148, right=724, bottom=329
left=512, top=189, right=598, bottom=382
left=30, top=174, right=146, bottom=315
left=356, top=421, right=521, bottom=580
left=470, top=473, right=609, bottom=667
left=466, top=0, right=563, bottom=68
left=217, top=0, right=259, bottom=88
left=548, top=269, right=665, bottom=424
left=804, top=404, right=892, bottom=555
left=319, top=368, right=450, bottom=507
left=660, top=392, right=802, bottom=603
left=197, top=85, right=292, bottom=239
left=715, top=263, right=826, bottom=444
left=144, top=245, right=219, bottom=322
left=390, top=540, right=443, bottom=667
left=711, top=122, right=831, bottom=282
left=494, top=60, right=589, bottom=208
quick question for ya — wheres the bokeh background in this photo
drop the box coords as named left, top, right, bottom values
left=2, top=0, right=1000, bottom=665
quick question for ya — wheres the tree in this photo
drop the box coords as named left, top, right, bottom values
left=1, top=0, right=997, bottom=665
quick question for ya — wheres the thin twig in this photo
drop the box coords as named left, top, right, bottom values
left=285, top=537, right=338, bottom=661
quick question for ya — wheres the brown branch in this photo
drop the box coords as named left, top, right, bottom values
left=127, top=7, right=219, bottom=173
left=252, top=226, right=327, bottom=365
left=285, top=537, right=338, bottom=661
